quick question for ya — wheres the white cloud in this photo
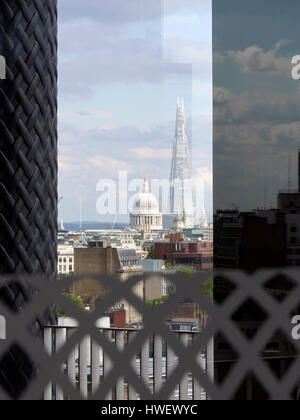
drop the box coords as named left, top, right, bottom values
left=129, top=146, right=172, bottom=160
left=59, top=132, right=80, bottom=145
left=194, top=167, right=213, bottom=187
left=164, top=35, right=212, bottom=80
left=57, top=0, right=213, bottom=219
left=88, top=155, right=134, bottom=174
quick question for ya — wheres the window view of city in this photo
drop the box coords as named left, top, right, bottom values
left=57, top=0, right=213, bottom=330
left=2, top=0, right=300, bottom=405
left=55, top=2, right=213, bottom=401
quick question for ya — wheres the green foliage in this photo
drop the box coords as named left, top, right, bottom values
left=148, top=295, right=168, bottom=307
left=147, top=245, right=155, bottom=260
left=165, top=262, right=173, bottom=270
left=177, top=266, right=214, bottom=299
left=58, top=293, right=87, bottom=318
left=202, top=277, right=214, bottom=299
left=177, top=266, right=197, bottom=276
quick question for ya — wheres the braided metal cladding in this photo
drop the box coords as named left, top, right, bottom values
left=0, top=0, right=58, bottom=398
left=0, top=271, right=299, bottom=400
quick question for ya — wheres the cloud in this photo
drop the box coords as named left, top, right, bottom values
left=129, top=146, right=172, bottom=160
left=214, top=87, right=300, bottom=126
left=58, top=23, right=191, bottom=96
left=87, top=155, right=134, bottom=173
left=58, top=112, right=212, bottom=201
left=58, top=157, right=76, bottom=174
left=60, top=132, right=80, bottom=145
left=214, top=84, right=300, bottom=211
left=57, top=0, right=212, bottom=219
left=227, top=42, right=292, bottom=77
left=59, top=0, right=207, bottom=25
left=59, top=0, right=162, bottom=25
left=194, top=167, right=213, bottom=187
left=214, top=86, right=233, bottom=106
left=164, top=36, right=212, bottom=80
left=58, top=0, right=205, bottom=98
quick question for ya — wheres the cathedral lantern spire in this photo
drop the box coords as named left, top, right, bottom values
left=143, top=176, right=150, bottom=193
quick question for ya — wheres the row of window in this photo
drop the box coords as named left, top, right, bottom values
left=122, top=260, right=138, bottom=267
left=58, top=257, right=73, bottom=263
left=162, top=286, right=176, bottom=295
left=174, top=257, right=214, bottom=265
left=58, top=265, right=73, bottom=272
left=119, top=251, right=135, bottom=257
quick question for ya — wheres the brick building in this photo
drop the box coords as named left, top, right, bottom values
left=73, top=246, right=144, bottom=325
left=155, top=241, right=213, bottom=270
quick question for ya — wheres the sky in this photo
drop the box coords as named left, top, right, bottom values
left=57, top=0, right=212, bottom=223
left=213, top=0, right=300, bottom=211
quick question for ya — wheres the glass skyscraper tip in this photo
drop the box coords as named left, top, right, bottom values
left=170, top=98, right=194, bottom=228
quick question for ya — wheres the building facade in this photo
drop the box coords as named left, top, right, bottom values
left=130, top=177, right=163, bottom=232
left=58, top=245, right=74, bottom=275
left=155, top=241, right=213, bottom=270
left=73, top=246, right=145, bottom=326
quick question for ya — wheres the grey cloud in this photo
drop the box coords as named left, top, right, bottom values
left=214, top=88, right=300, bottom=126
left=58, top=114, right=210, bottom=199
left=58, top=21, right=191, bottom=96
left=227, top=44, right=292, bottom=76
left=214, top=87, right=300, bottom=210
left=214, top=87, right=232, bottom=106
left=60, top=52, right=190, bottom=96
left=57, top=1, right=208, bottom=98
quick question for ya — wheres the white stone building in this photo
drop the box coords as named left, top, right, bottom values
left=58, top=245, right=74, bottom=275
left=130, top=177, right=163, bottom=232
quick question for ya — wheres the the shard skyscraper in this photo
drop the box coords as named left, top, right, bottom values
left=170, top=98, right=194, bottom=227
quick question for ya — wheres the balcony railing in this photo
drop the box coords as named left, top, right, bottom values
left=1, top=271, right=300, bottom=400
left=43, top=327, right=214, bottom=401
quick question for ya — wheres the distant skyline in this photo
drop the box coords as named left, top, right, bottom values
left=58, top=0, right=212, bottom=222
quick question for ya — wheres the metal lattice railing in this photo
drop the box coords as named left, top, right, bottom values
left=0, top=270, right=300, bottom=400
left=43, top=327, right=213, bottom=401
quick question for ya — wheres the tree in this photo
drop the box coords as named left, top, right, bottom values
left=177, top=266, right=214, bottom=299
left=147, top=245, right=155, bottom=260
left=148, top=296, right=168, bottom=307
left=202, top=277, right=214, bottom=299
left=58, top=293, right=87, bottom=318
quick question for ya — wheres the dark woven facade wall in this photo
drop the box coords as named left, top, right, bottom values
left=0, top=0, right=58, bottom=398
